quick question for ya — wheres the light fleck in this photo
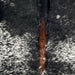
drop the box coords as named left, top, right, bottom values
left=56, top=15, right=61, bottom=19
left=9, top=2, right=15, bottom=7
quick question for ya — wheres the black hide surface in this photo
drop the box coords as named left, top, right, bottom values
left=0, top=0, right=75, bottom=75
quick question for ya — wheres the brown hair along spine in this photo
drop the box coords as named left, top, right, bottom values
left=39, top=17, right=46, bottom=75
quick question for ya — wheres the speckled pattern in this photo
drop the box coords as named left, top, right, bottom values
left=0, top=0, right=75, bottom=75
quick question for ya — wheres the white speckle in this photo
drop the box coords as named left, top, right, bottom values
left=0, top=22, right=36, bottom=74
left=56, top=15, right=61, bottom=19
left=53, top=38, right=75, bottom=64
left=8, top=52, right=13, bottom=56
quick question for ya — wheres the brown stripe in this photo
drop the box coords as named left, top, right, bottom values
left=39, top=17, right=46, bottom=75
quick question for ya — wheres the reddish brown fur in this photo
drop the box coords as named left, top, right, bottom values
left=39, top=17, right=46, bottom=75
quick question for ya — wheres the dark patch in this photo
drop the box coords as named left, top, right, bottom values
left=0, top=1, right=4, bottom=22
left=46, top=0, right=75, bottom=43
left=0, top=56, right=26, bottom=75
left=27, top=36, right=40, bottom=75
left=46, top=51, right=73, bottom=75
left=3, top=0, right=40, bottom=36
left=47, top=0, right=50, bottom=14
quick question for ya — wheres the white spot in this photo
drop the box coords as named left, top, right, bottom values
left=56, top=15, right=61, bottom=19
left=40, top=57, right=46, bottom=60
left=41, top=70, right=47, bottom=75
left=10, top=2, right=15, bottom=7
left=39, top=66, right=42, bottom=69
left=42, top=57, right=46, bottom=61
